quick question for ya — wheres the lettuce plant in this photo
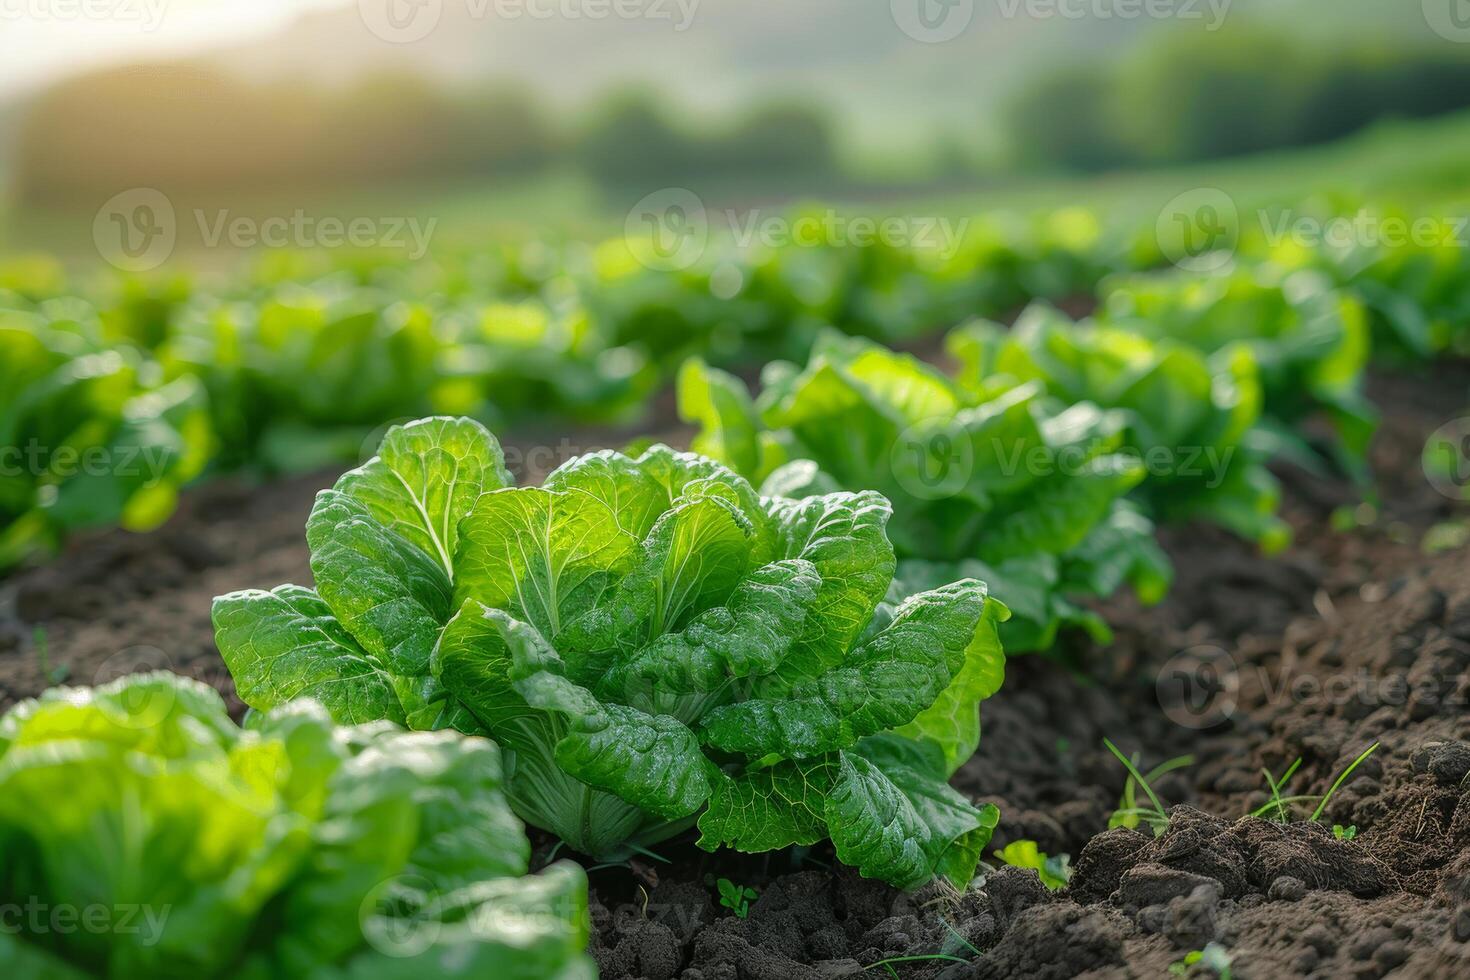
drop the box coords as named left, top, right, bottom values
left=0, top=672, right=592, bottom=980
left=949, top=304, right=1290, bottom=551
left=1099, top=264, right=1376, bottom=480
left=677, top=331, right=1170, bottom=653
left=0, top=315, right=209, bottom=570
left=161, top=285, right=654, bottom=476
left=1255, top=204, right=1470, bottom=359
left=927, top=207, right=1126, bottom=319
left=214, top=417, right=1006, bottom=888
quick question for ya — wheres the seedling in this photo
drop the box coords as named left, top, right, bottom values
left=716, top=878, right=758, bottom=918
left=1247, top=743, right=1380, bottom=823
left=1169, top=943, right=1233, bottom=978
left=863, top=920, right=981, bottom=977
left=864, top=953, right=970, bottom=977
left=992, top=840, right=1071, bottom=891
left=32, top=627, right=68, bottom=685
left=939, top=917, right=981, bottom=957
left=1312, top=742, right=1380, bottom=822
left=1110, top=752, right=1193, bottom=833
left=1422, top=519, right=1470, bottom=555
left=1333, top=824, right=1357, bottom=840
left=1103, top=738, right=1175, bottom=836
left=1257, top=757, right=1303, bottom=823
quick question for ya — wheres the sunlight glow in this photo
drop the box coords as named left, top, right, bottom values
left=1, top=0, right=353, bottom=97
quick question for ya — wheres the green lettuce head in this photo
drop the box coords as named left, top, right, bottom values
left=1098, top=264, right=1376, bottom=483
left=0, top=317, right=211, bottom=570
left=949, top=303, right=1291, bottom=552
left=0, top=672, right=592, bottom=980
left=677, top=330, right=1172, bottom=653
left=214, top=417, right=1007, bottom=889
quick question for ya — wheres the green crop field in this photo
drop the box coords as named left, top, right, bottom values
left=4, top=10, right=1470, bottom=977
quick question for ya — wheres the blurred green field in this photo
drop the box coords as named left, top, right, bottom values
left=7, top=109, right=1470, bottom=271
left=899, top=110, right=1470, bottom=222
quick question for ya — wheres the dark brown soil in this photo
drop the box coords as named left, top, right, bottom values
left=3, top=366, right=1470, bottom=980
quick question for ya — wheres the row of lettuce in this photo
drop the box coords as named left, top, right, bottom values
left=3, top=418, right=1012, bottom=977
left=3, top=196, right=1463, bottom=570
left=0, top=284, right=1409, bottom=973
left=1, top=198, right=1466, bottom=976
left=675, top=260, right=1382, bottom=653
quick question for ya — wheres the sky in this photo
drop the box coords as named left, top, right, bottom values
left=0, top=0, right=350, bottom=98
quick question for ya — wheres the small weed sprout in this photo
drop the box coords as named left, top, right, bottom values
left=1103, top=738, right=1177, bottom=836
left=32, top=627, right=68, bottom=685
left=1169, top=942, right=1233, bottom=978
left=1110, top=752, right=1193, bottom=833
left=716, top=878, right=758, bottom=918
left=861, top=907, right=986, bottom=975
left=1256, top=757, right=1303, bottom=823
left=1311, top=742, right=1380, bottom=822
left=992, top=840, right=1071, bottom=891
left=1248, top=743, right=1379, bottom=823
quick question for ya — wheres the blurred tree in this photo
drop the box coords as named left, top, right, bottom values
left=1003, top=63, right=1135, bottom=172
left=11, top=65, right=555, bottom=203
left=712, top=103, right=837, bottom=177
left=450, top=85, right=559, bottom=176
left=1001, top=23, right=1470, bottom=173
left=574, top=91, right=706, bottom=188
left=12, top=65, right=841, bottom=203
left=1112, top=24, right=1307, bottom=163
left=1379, top=50, right=1470, bottom=120
left=13, top=64, right=320, bottom=201
left=318, top=73, right=460, bottom=182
